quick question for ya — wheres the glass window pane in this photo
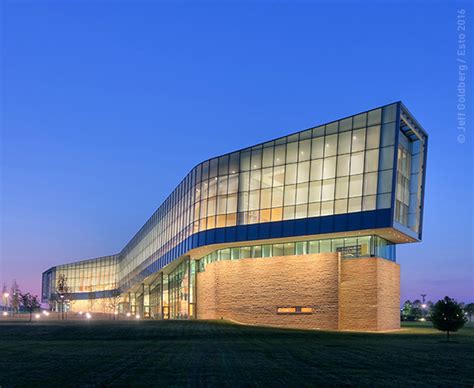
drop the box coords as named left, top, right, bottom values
left=250, top=170, right=261, bottom=191
left=308, top=240, right=319, bottom=253
left=210, top=158, right=218, bottom=178
left=309, top=181, right=322, bottom=202
left=335, top=199, right=348, bottom=214
left=364, top=149, right=379, bottom=172
left=336, top=154, right=350, bottom=177
left=363, top=172, right=378, bottom=196
left=299, top=140, right=311, bottom=161
left=217, top=195, right=227, bottom=214
left=295, top=204, right=307, bottom=219
left=261, top=167, right=273, bottom=188
left=322, top=179, right=335, bottom=201
left=218, top=176, right=228, bottom=195
left=310, top=159, right=323, bottom=181
left=379, top=146, right=394, bottom=170
left=320, top=239, right=331, bottom=252
left=339, top=117, right=352, bottom=132
left=297, top=161, right=310, bottom=183
left=272, top=187, right=284, bottom=207
left=363, top=195, right=376, bottom=211
left=218, top=155, right=229, bottom=176
left=262, top=245, right=272, bottom=257
left=238, top=192, right=248, bottom=211
left=251, top=149, right=262, bottom=170
left=321, top=201, right=334, bottom=215
left=377, top=170, right=393, bottom=194
left=324, top=134, right=338, bottom=157
left=262, top=147, right=274, bottom=168
left=308, top=202, right=320, bottom=217
left=283, top=205, right=295, bottom=220
left=209, top=177, right=218, bottom=197
left=273, top=244, right=284, bottom=256
left=229, top=152, right=240, bottom=174
left=260, top=188, right=272, bottom=208
left=296, top=183, right=309, bottom=205
left=286, top=142, right=298, bottom=163
left=368, top=108, right=382, bottom=126
left=381, top=123, right=396, bottom=147
left=353, top=113, right=367, bottom=128
left=348, top=197, right=362, bottom=212
left=335, top=177, right=349, bottom=199
left=383, top=103, right=398, bottom=123
left=323, top=156, right=336, bottom=179
left=377, top=193, right=391, bottom=209
left=366, top=125, right=380, bottom=149
left=284, top=185, right=296, bottom=206
left=240, top=151, right=251, bottom=171
left=248, top=190, right=260, bottom=210
left=273, top=165, right=285, bottom=187
left=352, top=128, right=366, bottom=152
left=338, top=131, right=351, bottom=154
left=227, top=194, right=237, bottom=213
left=349, top=174, right=363, bottom=197
left=274, top=145, right=285, bottom=165
left=311, top=137, right=324, bottom=159
left=325, top=122, right=338, bottom=135
left=350, top=152, right=364, bottom=175
left=240, top=172, right=250, bottom=192
left=285, top=164, right=297, bottom=185
left=296, top=241, right=307, bottom=255
left=228, top=174, right=239, bottom=193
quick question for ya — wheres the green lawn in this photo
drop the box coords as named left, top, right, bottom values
left=0, top=319, right=472, bottom=387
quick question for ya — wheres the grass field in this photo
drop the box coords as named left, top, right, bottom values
left=0, top=319, right=472, bottom=387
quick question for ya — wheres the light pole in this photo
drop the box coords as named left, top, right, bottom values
left=421, top=294, right=427, bottom=321
left=3, top=292, right=9, bottom=313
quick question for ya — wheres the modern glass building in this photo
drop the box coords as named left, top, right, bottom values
left=42, top=102, right=427, bottom=331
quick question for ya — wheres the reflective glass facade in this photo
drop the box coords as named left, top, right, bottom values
left=197, top=235, right=395, bottom=273
left=42, top=102, right=427, bottom=313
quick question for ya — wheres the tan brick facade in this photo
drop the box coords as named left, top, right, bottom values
left=196, top=253, right=400, bottom=331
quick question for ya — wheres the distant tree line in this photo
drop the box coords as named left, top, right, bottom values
left=401, top=298, right=474, bottom=323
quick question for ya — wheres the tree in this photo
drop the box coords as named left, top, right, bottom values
left=401, top=300, right=422, bottom=321
left=88, top=291, right=97, bottom=312
left=464, top=303, right=474, bottom=322
left=56, top=274, right=71, bottom=320
left=10, top=280, right=21, bottom=315
left=430, top=296, right=467, bottom=342
left=107, top=290, right=121, bottom=320
left=19, top=293, right=41, bottom=322
left=2, top=283, right=9, bottom=311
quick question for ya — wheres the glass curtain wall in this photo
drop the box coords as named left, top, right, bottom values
left=168, top=259, right=190, bottom=319
left=395, top=127, right=425, bottom=234
left=197, top=235, right=395, bottom=272
left=117, top=104, right=400, bottom=289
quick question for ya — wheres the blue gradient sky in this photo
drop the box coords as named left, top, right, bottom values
left=1, top=1, right=473, bottom=303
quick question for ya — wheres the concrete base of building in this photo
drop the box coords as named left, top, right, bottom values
left=196, top=253, right=400, bottom=332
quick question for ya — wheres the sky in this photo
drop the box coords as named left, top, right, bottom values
left=1, top=1, right=473, bottom=303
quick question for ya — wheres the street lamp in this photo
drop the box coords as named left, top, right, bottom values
left=3, top=292, right=9, bottom=313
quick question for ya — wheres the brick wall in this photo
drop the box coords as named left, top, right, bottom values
left=339, top=258, right=400, bottom=331
left=196, top=254, right=400, bottom=331
left=196, top=253, right=340, bottom=330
